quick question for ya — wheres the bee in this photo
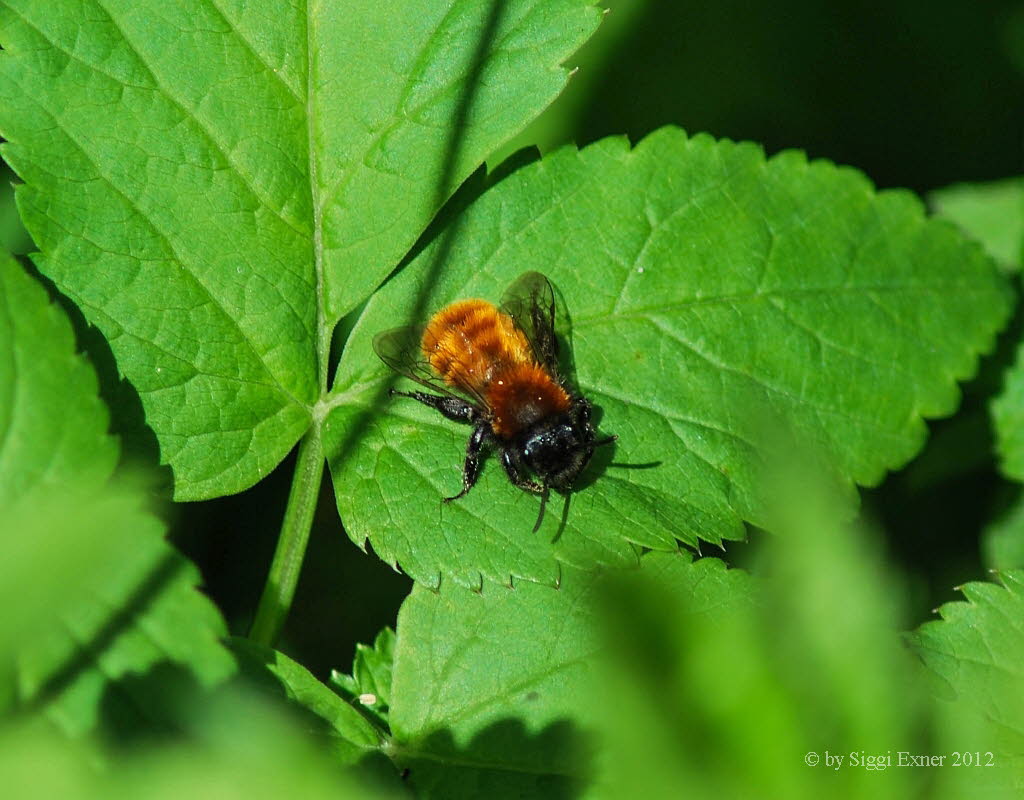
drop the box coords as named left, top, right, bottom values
left=374, top=272, right=615, bottom=527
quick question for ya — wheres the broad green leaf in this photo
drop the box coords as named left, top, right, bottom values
left=909, top=571, right=1024, bottom=784
left=326, top=127, right=1010, bottom=587
left=930, top=177, right=1024, bottom=271
left=329, top=627, right=395, bottom=730
left=229, top=638, right=383, bottom=763
left=0, top=253, right=234, bottom=734
left=0, top=0, right=602, bottom=499
left=388, top=550, right=746, bottom=799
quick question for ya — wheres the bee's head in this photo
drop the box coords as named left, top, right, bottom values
left=519, top=398, right=612, bottom=490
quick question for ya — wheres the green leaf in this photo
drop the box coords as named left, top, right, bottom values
left=909, top=571, right=1024, bottom=780
left=0, top=255, right=117, bottom=506
left=390, top=569, right=600, bottom=798
left=0, top=0, right=602, bottom=499
left=326, top=127, right=1011, bottom=587
left=489, top=0, right=651, bottom=168
left=0, top=253, right=234, bottom=734
left=388, top=550, right=745, bottom=799
left=9, top=503, right=236, bottom=737
left=0, top=693, right=404, bottom=800
left=992, top=327, right=1024, bottom=482
left=983, top=491, right=1024, bottom=570
left=930, top=177, right=1024, bottom=271
left=329, top=627, right=396, bottom=730
left=229, top=638, right=384, bottom=763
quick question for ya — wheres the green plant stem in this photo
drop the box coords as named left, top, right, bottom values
left=249, top=429, right=325, bottom=646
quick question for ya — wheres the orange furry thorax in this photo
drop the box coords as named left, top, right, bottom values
left=421, top=298, right=570, bottom=438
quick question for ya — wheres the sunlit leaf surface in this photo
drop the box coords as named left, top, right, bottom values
left=327, top=128, right=1010, bottom=586
left=0, top=0, right=601, bottom=498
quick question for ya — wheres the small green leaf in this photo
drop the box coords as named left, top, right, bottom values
left=909, top=571, right=1024, bottom=777
left=327, top=128, right=1010, bottom=587
left=0, top=253, right=234, bottom=734
left=0, top=0, right=602, bottom=499
left=229, top=638, right=384, bottom=763
left=387, top=550, right=747, bottom=799
left=329, top=627, right=395, bottom=730
left=930, top=177, right=1024, bottom=271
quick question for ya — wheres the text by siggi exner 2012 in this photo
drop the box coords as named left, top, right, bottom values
left=803, top=750, right=995, bottom=770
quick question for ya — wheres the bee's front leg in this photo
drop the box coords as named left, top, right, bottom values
left=499, top=447, right=544, bottom=494
left=444, top=423, right=491, bottom=503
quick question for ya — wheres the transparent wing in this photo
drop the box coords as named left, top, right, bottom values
left=373, top=326, right=489, bottom=412
left=499, top=271, right=559, bottom=373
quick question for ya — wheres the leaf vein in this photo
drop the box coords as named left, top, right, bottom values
left=201, top=0, right=303, bottom=102
left=28, top=0, right=310, bottom=239
left=5, top=72, right=305, bottom=410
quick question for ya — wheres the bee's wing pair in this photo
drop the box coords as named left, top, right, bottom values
left=372, top=272, right=560, bottom=411
left=496, top=271, right=559, bottom=374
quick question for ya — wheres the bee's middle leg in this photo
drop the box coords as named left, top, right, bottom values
left=390, top=389, right=481, bottom=424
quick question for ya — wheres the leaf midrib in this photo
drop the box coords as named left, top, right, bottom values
left=305, top=0, right=329, bottom=399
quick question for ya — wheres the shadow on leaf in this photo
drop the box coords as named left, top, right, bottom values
left=392, top=717, right=593, bottom=800
left=17, top=256, right=169, bottom=493
left=96, top=661, right=205, bottom=749
left=21, top=552, right=185, bottom=718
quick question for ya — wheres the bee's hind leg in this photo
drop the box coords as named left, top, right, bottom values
left=444, top=423, right=490, bottom=503
left=390, top=389, right=481, bottom=425
left=389, top=390, right=489, bottom=503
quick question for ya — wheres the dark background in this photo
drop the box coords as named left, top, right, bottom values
left=7, top=0, right=1022, bottom=678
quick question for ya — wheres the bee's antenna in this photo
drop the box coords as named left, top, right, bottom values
left=533, top=484, right=549, bottom=534
left=595, top=435, right=618, bottom=448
